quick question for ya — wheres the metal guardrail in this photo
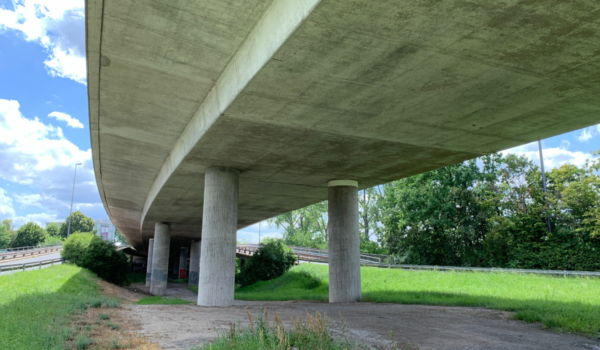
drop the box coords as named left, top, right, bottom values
left=0, top=257, right=63, bottom=275
left=3, top=243, right=63, bottom=253
left=0, top=245, right=63, bottom=261
left=237, top=244, right=600, bottom=278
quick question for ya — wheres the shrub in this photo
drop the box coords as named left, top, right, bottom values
left=42, top=235, right=64, bottom=246
left=13, top=222, right=47, bottom=247
left=236, top=240, right=296, bottom=287
left=62, top=233, right=130, bottom=286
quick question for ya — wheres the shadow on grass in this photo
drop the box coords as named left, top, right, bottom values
left=0, top=265, right=118, bottom=350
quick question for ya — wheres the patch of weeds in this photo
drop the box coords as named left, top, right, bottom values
left=94, top=320, right=101, bottom=325
left=106, top=321, right=120, bottom=330
left=206, top=308, right=366, bottom=349
left=103, top=299, right=121, bottom=308
left=109, top=338, right=125, bottom=349
left=99, top=313, right=110, bottom=320
left=89, top=299, right=103, bottom=308
left=75, top=334, right=93, bottom=349
left=61, top=327, right=73, bottom=341
left=85, top=325, right=92, bottom=331
left=75, top=325, right=82, bottom=332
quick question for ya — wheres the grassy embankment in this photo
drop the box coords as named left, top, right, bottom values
left=235, top=264, right=600, bottom=336
left=0, top=265, right=120, bottom=350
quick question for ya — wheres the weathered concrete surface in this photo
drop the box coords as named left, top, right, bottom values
left=197, top=168, right=239, bottom=307
left=189, top=240, right=200, bottom=286
left=145, top=238, right=153, bottom=287
left=149, top=223, right=170, bottom=296
left=328, top=181, right=361, bottom=303
left=87, top=0, right=600, bottom=251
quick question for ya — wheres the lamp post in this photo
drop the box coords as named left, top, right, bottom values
left=537, top=141, right=552, bottom=233
left=67, top=163, right=83, bottom=238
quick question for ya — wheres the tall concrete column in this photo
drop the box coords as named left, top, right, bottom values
left=189, top=240, right=201, bottom=286
left=179, top=247, right=188, bottom=279
left=150, top=222, right=171, bottom=296
left=328, top=180, right=361, bottom=303
left=145, top=238, right=154, bottom=287
left=198, top=167, right=239, bottom=307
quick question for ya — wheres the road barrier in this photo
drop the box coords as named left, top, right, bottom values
left=237, top=244, right=600, bottom=278
left=0, top=257, right=63, bottom=275
left=0, top=245, right=63, bottom=262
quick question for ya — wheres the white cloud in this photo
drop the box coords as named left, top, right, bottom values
left=0, top=188, right=16, bottom=220
left=0, top=99, right=104, bottom=226
left=502, top=141, right=594, bottom=170
left=0, top=0, right=86, bottom=84
left=48, top=111, right=83, bottom=128
left=13, top=213, right=59, bottom=228
left=577, top=124, right=600, bottom=142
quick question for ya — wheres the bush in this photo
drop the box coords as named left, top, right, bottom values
left=13, top=222, right=47, bottom=247
left=42, top=235, right=64, bottom=246
left=62, top=232, right=130, bottom=286
left=236, top=240, right=296, bottom=287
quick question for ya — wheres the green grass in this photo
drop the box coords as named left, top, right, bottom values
left=0, top=264, right=115, bottom=350
left=136, top=296, right=192, bottom=305
left=235, top=264, right=600, bottom=336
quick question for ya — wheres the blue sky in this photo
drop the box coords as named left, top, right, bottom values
left=0, top=1, right=599, bottom=243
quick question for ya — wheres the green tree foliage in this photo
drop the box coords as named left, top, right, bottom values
left=0, top=220, right=12, bottom=249
left=236, top=240, right=297, bottom=287
left=61, top=232, right=130, bottom=285
left=45, top=223, right=61, bottom=237
left=381, top=152, right=600, bottom=271
left=13, top=222, right=47, bottom=247
left=268, top=202, right=328, bottom=248
left=58, top=211, right=95, bottom=238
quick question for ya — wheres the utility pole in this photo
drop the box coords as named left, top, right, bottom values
left=538, top=141, right=552, bottom=233
left=67, top=163, right=82, bottom=238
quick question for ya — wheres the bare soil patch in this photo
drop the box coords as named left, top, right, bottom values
left=126, top=283, right=600, bottom=350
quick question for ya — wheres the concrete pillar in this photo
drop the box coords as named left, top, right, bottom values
left=145, top=238, right=154, bottom=287
left=189, top=240, right=201, bottom=286
left=150, top=222, right=171, bottom=296
left=172, top=254, right=179, bottom=277
left=198, top=167, right=239, bottom=307
left=328, top=180, right=361, bottom=303
left=179, top=247, right=188, bottom=279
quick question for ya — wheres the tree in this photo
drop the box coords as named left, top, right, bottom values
left=46, top=223, right=61, bottom=237
left=0, top=220, right=13, bottom=249
left=58, top=211, right=95, bottom=238
left=268, top=201, right=328, bottom=248
left=14, top=222, right=47, bottom=247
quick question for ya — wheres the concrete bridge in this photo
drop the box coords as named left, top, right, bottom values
left=86, top=0, right=600, bottom=306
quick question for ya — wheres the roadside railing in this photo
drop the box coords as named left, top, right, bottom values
left=0, top=245, right=63, bottom=261
left=236, top=244, right=600, bottom=278
left=1, top=243, right=63, bottom=253
left=0, top=257, right=63, bottom=275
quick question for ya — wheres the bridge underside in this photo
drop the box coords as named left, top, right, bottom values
left=87, top=0, right=600, bottom=254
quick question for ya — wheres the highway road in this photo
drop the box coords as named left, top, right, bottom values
left=0, top=252, right=63, bottom=276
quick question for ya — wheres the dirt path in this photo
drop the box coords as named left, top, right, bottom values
left=123, top=283, right=600, bottom=350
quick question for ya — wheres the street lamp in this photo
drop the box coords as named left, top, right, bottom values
left=67, top=163, right=83, bottom=238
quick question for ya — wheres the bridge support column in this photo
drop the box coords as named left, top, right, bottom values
left=145, top=238, right=154, bottom=287
left=150, top=222, right=171, bottom=296
left=328, top=180, right=361, bottom=303
left=179, top=247, right=188, bottom=279
left=198, top=167, right=239, bottom=307
left=189, top=240, right=201, bottom=286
